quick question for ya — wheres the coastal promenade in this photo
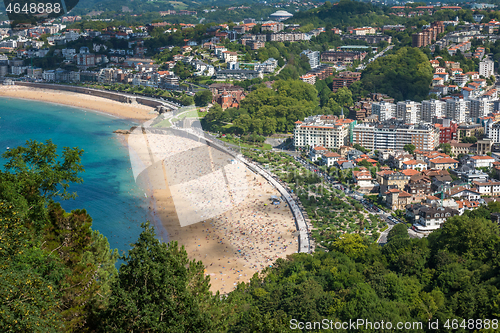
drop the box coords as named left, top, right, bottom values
left=15, top=82, right=179, bottom=111
left=172, top=125, right=313, bottom=254
left=242, top=159, right=312, bottom=254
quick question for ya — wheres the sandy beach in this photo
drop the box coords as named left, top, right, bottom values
left=0, top=85, right=156, bottom=122
left=155, top=171, right=298, bottom=293
left=131, top=128, right=298, bottom=294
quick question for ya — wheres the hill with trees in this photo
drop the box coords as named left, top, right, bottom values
left=288, top=0, right=406, bottom=30
left=203, top=79, right=319, bottom=135
left=351, top=47, right=433, bottom=102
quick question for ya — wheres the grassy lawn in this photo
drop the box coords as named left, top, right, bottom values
left=170, top=107, right=199, bottom=122
left=152, top=119, right=172, bottom=128
left=219, top=137, right=272, bottom=150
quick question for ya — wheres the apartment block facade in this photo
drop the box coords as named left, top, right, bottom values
left=294, top=115, right=356, bottom=149
left=421, top=99, right=446, bottom=122
left=396, top=100, right=421, bottom=124
left=372, top=101, right=396, bottom=122
left=352, top=121, right=439, bottom=151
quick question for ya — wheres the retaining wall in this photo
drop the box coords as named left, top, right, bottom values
left=16, top=82, right=165, bottom=108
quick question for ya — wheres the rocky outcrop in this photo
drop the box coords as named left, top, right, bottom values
left=113, top=129, right=131, bottom=135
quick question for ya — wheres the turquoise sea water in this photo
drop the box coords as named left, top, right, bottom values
left=0, top=97, right=162, bottom=255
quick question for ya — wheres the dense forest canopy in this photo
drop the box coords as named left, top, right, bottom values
left=289, top=0, right=405, bottom=30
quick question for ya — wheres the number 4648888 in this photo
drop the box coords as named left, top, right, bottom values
left=6, top=2, right=61, bottom=14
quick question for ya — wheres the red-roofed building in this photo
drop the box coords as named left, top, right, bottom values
left=294, top=115, right=355, bottom=150
left=446, top=186, right=481, bottom=201
left=323, top=152, right=341, bottom=167
left=401, top=169, right=420, bottom=177
left=355, top=157, right=378, bottom=167
left=309, top=145, right=328, bottom=162
left=468, top=155, right=495, bottom=168
left=402, top=159, right=428, bottom=170
left=385, top=189, right=413, bottom=210
left=261, top=21, right=284, bottom=33
left=472, top=180, right=500, bottom=196
left=456, top=200, right=481, bottom=215
left=352, top=170, right=376, bottom=193
left=209, top=83, right=246, bottom=110
left=376, top=170, right=395, bottom=183
left=429, top=157, right=458, bottom=170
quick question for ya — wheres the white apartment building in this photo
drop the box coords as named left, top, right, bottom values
left=470, top=97, right=493, bottom=120
left=42, top=70, right=55, bottom=82
left=469, top=155, right=495, bottom=168
left=294, top=115, right=355, bottom=149
left=0, top=40, right=17, bottom=48
left=300, top=50, right=320, bottom=69
left=372, top=101, right=396, bottom=122
left=222, top=51, right=238, bottom=63
left=446, top=99, right=470, bottom=123
left=352, top=121, right=439, bottom=151
left=254, top=58, right=278, bottom=73
left=421, top=99, right=446, bottom=123
left=479, top=58, right=494, bottom=78
left=396, top=100, right=421, bottom=124
left=472, top=180, right=500, bottom=196
left=454, top=74, right=469, bottom=87
left=485, top=119, right=500, bottom=143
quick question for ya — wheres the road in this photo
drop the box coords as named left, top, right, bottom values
left=357, top=45, right=394, bottom=70
left=377, top=224, right=394, bottom=244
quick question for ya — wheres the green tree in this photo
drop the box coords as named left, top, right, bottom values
left=0, top=140, right=117, bottom=332
left=194, top=90, right=213, bottom=107
left=0, top=202, right=64, bottom=332
left=461, top=136, right=477, bottom=144
left=429, top=214, right=500, bottom=261
left=403, top=144, right=416, bottom=155
left=2, top=139, right=84, bottom=201
left=100, top=223, right=229, bottom=332
left=439, top=143, right=452, bottom=155
left=358, top=47, right=433, bottom=101
left=329, top=234, right=367, bottom=259
left=357, top=159, right=373, bottom=168
left=387, top=223, right=409, bottom=242
left=329, top=87, right=353, bottom=107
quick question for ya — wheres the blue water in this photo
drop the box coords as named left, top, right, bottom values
left=0, top=97, right=159, bottom=255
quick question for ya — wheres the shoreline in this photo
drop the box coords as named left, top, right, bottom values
left=129, top=128, right=299, bottom=294
left=0, top=85, right=157, bottom=123
left=2, top=86, right=300, bottom=294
